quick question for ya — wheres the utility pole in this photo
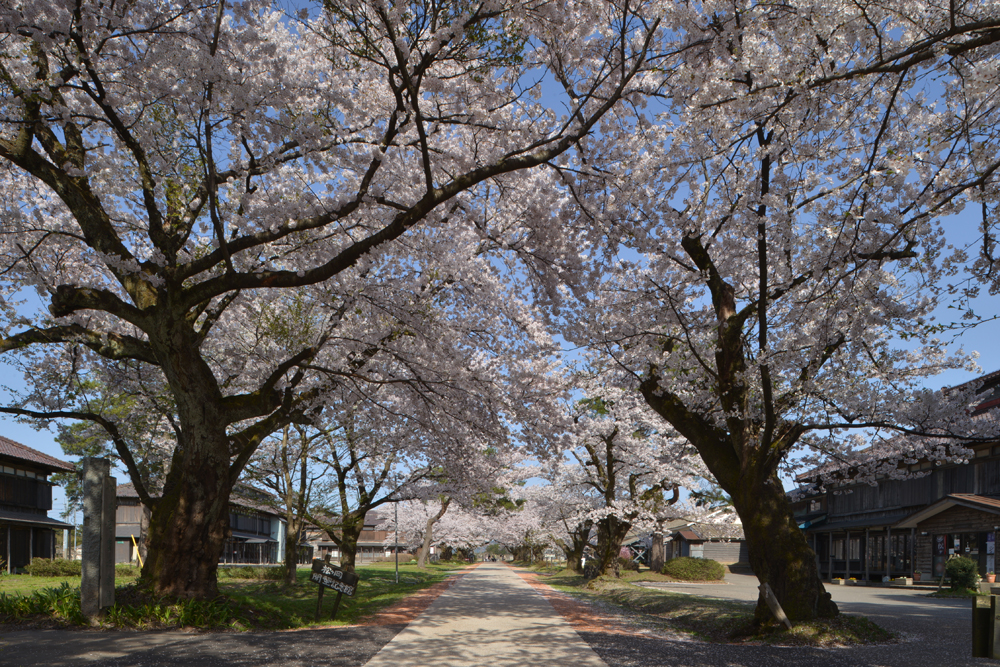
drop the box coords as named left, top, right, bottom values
left=394, top=500, right=399, bottom=584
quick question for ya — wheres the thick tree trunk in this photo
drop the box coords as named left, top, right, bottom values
left=283, top=515, right=303, bottom=587
left=417, top=498, right=450, bottom=568
left=641, top=381, right=838, bottom=623
left=559, top=524, right=591, bottom=573
left=732, top=473, right=837, bottom=624
left=142, top=453, right=231, bottom=598
left=140, top=313, right=246, bottom=599
left=595, top=516, right=631, bottom=576
left=649, top=531, right=665, bottom=574
left=334, top=514, right=364, bottom=573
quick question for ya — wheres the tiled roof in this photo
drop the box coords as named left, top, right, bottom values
left=117, top=483, right=141, bottom=498
left=691, top=522, right=746, bottom=541
left=949, top=368, right=1000, bottom=395
left=0, top=435, right=74, bottom=472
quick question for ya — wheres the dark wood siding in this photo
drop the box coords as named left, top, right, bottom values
left=116, top=503, right=144, bottom=524
left=977, top=460, right=1000, bottom=495
left=0, top=474, right=52, bottom=510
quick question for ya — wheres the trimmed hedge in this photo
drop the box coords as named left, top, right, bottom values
left=946, top=556, right=979, bottom=590
left=217, top=565, right=284, bottom=580
left=662, top=556, right=725, bottom=581
left=24, top=558, right=82, bottom=577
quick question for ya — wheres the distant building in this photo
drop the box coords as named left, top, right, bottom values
left=115, top=483, right=287, bottom=565
left=0, top=436, right=73, bottom=573
left=667, top=522, right=747, bottom=564
left=304, top=512, right=404, bottom=564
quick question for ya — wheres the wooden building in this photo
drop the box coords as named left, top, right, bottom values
left=116, top=483, right=286, bottom=565
left=794, top=369, right=1000, bottom=581
left=0, top=436, right=73, bottom=573
left=666, top=522, right=748, bottom=564
left=304, top=512, right=404, bottom=563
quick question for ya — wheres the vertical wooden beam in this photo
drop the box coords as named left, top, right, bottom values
left=911, top=528, right=916, bottom=577
left=886, top=526, right=891, bottom=576
left=846, top=530, right=851, bottom=580
left=864, top=528, right=870, bottom=581
left=828, top=533, right=833, bottom=580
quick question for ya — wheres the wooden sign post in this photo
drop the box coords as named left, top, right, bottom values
left=312, top=556, right=360, bottom=621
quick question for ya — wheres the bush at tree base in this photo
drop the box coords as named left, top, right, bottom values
left=946, top=556, right=979, bottom=590
left=662, top=557, right=725, bottom=581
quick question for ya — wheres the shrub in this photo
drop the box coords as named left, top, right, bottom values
left=946, top=556, right=979, bottom=590
left=24, top=558, right=82, bottom=577
left=662, top=556, right=725, bottom=581
left=217, top=566, right=283, bottom=580
left=115, top=563, right=141, bottom=578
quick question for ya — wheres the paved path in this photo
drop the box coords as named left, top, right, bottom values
left=602, top=572, right=984, bottom=666
left=363, top=562, right=607, bottom=667
left=634, top=572, right=971, bottom=637
left=0, top=568, right=987, bottom=666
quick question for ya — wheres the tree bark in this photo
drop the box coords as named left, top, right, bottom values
left=558, top=520, right=592, bottom=573
left=641, top=381, right=837, bottom=623
left=139, top=319, right=237, bottom=598
left=283, top=514, right=303, bottom=586
left=142, top=454, right=231, bottom=598
left=417, top=498, right=451, bottom=568
left=732, top=473, right=837, bottom=624
left=649, top=530, right=665, bottom=574
left=333, top=513, right=365, bottom=573
left=595, top=515, right=631, bottom=576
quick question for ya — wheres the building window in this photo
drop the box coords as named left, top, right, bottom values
left=848, top=537, right=861, bottom=560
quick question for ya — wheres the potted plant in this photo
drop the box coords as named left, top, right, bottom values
left=914, top=570, right=922, bottom=582
left=987, top=570, right=996, bottom=584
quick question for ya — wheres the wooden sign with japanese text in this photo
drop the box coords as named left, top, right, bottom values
left=311, top=559, right=359, bottom=597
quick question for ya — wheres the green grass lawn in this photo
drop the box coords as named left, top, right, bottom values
left=0, top=560, right=466, bottom=630
left=0, top=573, right=139, bottom=594
left=220, top=561, right=465, bottom=627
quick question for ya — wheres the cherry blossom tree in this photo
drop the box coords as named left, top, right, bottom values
left=555, top=374, right=701, bottom=575
left=383, top=497, right=493, bottom=561
left=532, top=462, right=597, bottom=572
left=0, top=0, right=662, bottom=596
left=555, top=1, right=1000, bottom=622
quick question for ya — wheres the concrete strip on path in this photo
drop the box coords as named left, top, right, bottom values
left=363, top=562, right=608, bottom=667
